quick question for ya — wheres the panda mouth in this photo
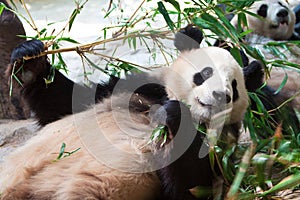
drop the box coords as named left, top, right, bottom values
left=271, top=20, right=289, bottom=29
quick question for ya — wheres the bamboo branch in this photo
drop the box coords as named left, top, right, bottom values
left=23, top=30, right=173, bottom=60
left=20, top=0, right=40, bottom=37
left=113, top=0, right=146, bottom=37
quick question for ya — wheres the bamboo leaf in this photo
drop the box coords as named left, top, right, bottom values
left=157, top=1, right=174, bottom=31
left=82, top=54, right=108, bottom=74
left=261, top=173, right=300, bottom=196
left=56, top=142, right=66, bottom=160
left=57, top=37, right=80, bottom=44
left=249, top=93, right=269, bottom=118
left=273, top=73, right=288, bottom=95
left=222, top=146, right=236, bottom=182
left=0, top=3, right=5, bottom=15
left=164, top=0, right=181, bottom=11
left=68, top=8, right=79, bottom=31
left=237, top=12, right=247, bottom=31
left=227, top=145, right=255, bottom=198
left=252, top=154, right=270, bottom=190
left=230, top=47, right=244, bottom=67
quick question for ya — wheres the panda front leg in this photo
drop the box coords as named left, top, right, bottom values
left=8, top=40, right=117, bottom=125
left=7, top=39, right=79, bottom=125
left=153, top=100, right=213, bottom=200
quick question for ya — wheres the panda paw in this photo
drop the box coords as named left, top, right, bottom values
left=10, top=39, right=45, bottom=64
left=151, top=100, right=193, bottom=137
left=174, top=24, right=203, bottom=52
left=243, top=60, right=264, bottom=92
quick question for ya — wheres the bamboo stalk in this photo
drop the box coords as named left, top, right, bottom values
left=23, top=30, right=173, bottom=60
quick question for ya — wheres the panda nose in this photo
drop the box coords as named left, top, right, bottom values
left=277, top=9, right=288, bottom=18
left=212, top=91, right=231, bottom=104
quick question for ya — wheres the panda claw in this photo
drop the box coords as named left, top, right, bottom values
left=10, top=39, right=45, bottom=64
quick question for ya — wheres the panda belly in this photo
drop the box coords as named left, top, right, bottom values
left=0, top=100, right=161, bottom=200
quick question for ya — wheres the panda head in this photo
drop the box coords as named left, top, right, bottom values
left=164, top=47, right=248, bottom=125
left=246, top=0, right=295, bottom=40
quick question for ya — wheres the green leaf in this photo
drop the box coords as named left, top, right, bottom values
left=273, top=72, right=288, bottom=95
left=193, top=17, right=211, bottom=29
left=240, top=29, right=253, bottom=37
left=237, top=12, right=247, bottom=32
left=44, top=66, right=56, bottom=85
left=68, top=8, right=79, bottom=31
left=252, top=154, right=270, bottom=190
left=230, top=47, right=244, bottom=67
left=261, top=173, right=300, bottom=196
left=222, top=146, right=236, bottom=182
left=0, top=3, right=5, bottom=15
left=149, top=125, right=168, bottom=146
left=57, top=37, right=80, bottom=44
left=243, top=109, right=258, bottom=143
left=157, top=1, right=174, bottom=31
left=56, top=143, right=66, bottom=160
left=164, top=0, right=181, bottom=11
left=249, top=92, right=269, bottom=119
left=82, top=54, right=108, bottom=74
left=227, top=145, right=254, bottom=198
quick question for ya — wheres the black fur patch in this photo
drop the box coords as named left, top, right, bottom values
left=232, top=79, right=239, bottom=102
left=257, top=4, right=268, bottom=18
left=154, top=101, right=213, bottom=200
left=243, top=61, right=264, bottom=92
left=193, top=67, right=213, bottom=86
left=174, top=24, right=203, bottom=52
left=10, top=39, right=44, bottom=63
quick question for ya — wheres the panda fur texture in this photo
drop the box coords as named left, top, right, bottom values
left=175, top=24, right=300, bottom=135
left=231, top=0, right=300, bottom=111
left=1, top=40, right=251, bottom=199
left=5, top=40, right=120, bottom=126
left=231, top=0, right=297, bottom=40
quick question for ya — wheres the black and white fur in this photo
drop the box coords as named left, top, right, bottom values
left=1, top=38, right=256, bottom=199
left=231, top=0, right=300, bottom=111
left=175, top=22, right=299, bottom=135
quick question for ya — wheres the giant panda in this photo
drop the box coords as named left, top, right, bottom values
left=6, top=38, right=259, bottom=127
left=230, top=0, right=300, bottom=111
left=6, top=40, right=121, bottom=126
left=175, top=1, right=300, bottom=135
left=177, top=0, right=300, bottom=112
left=0, top=38, right=254, bottom=199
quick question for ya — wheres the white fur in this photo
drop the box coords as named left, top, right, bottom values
left=232, top=0, right=296, bottom=40
left=0, top=47, right=248, bottom=199
left=233, top=0, right=300, bottom=111
left=164, top=47, right=248, bottom=124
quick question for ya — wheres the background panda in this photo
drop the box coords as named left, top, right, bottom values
left=230, top=0, right=300, bottom=111
left=1, top=39, right=255, bottom=199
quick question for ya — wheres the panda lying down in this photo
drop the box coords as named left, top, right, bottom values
left=0, top=39, right=263, bottom=199
left=230, top=0, right=300, bottom=111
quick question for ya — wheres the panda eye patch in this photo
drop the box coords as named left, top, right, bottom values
left=257, top=4, right=268, bottom=18
left=232, top=79, right=239, bottom=102
left=193, top=67, right=213, bottom=86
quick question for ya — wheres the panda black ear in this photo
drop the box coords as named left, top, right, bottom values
left=174, top=25, right=203, bottom=52
left=243, top=60, right=264, bottom=92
